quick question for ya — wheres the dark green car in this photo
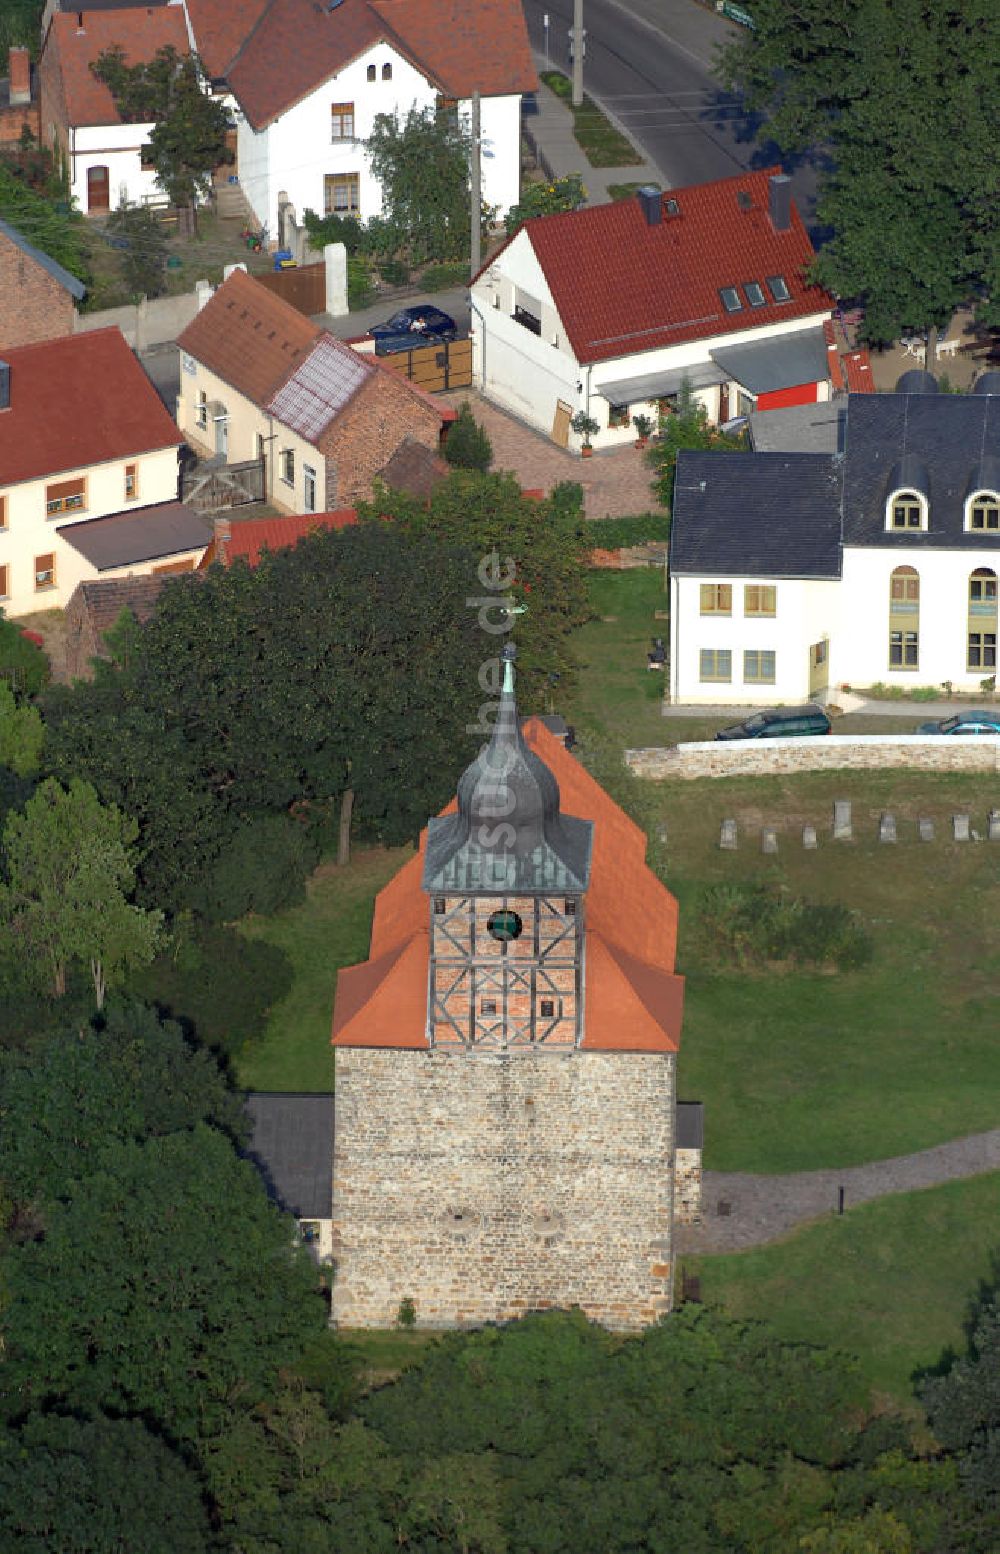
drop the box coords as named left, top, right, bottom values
left=715, top=705, right=831, bottom=740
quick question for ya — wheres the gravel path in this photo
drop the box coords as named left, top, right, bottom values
left=676, top=1128, right=1000, bottom=1254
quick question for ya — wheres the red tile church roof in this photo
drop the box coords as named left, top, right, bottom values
left=332, top=720, right=684, bottom=1053
left=488, top=168, right=833, bottom=367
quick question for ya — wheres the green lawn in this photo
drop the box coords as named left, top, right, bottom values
left=235, top=846, right=409, bottom=1092
left=684, top=1173, right=1000, bottom=1404
left=541, top=71, right=641, bottom=167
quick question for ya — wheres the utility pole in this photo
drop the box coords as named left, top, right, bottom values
left=470, top=89, right=481, bottom=279
left=571, top=0, right=584, bottom=107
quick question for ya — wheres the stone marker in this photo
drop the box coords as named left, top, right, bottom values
left=918, top=817, right=934, bottom=842
left=719, top=818, right=737, bottom=850
left=833, top=799, right=852, bottom=841
left=656, top=822, right=669, bottom=844
left=761, top=828, right=778, bottom=854
left=953, top=813, right=970, bottom=842
left=879, top=813, right=896, bottom=843
left=802, top=825, right=817, bottom=849
left=989, top=810, right=1000, bottom=842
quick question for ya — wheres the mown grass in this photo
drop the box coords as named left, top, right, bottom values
left=683, top=1173, right=1000, bottom=1404
left=541, top=71, right=641, bottom=167
left=235, top=846, right=409, bottom=1092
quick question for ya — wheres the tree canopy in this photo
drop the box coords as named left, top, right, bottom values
left=719, top=0, right=1000, bottom=344
left=365, top=104, right=470, bottom=263
left=647, top=378, right=747, bottom=510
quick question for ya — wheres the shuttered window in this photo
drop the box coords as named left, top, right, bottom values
left=45, top=477, right=85, bottom=516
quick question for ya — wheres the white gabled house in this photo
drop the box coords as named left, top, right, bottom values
left=470, top=169, right=836, bottom=454
left=180, top=0, right=534, bottom=239
left=668, top=372, right=1000, bottom=705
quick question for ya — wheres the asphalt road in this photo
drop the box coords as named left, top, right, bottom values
left=522, top=0, right=824, bottom=228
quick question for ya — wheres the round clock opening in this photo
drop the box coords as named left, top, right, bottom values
left=487, top=908, right=523, bottom=942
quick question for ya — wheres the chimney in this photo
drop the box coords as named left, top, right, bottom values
left=768, top=173, right=792, bottom=233
left=213, top=515, right=231, bottom=566
left=637, top=185, right=662, bottom=227
left=0, top=360, right=9, bottom=412
left=8, top=46, right=30, bottom=107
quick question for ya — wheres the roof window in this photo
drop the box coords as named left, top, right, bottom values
left=743, top=281, right=766, bottom=308
left=720, top=286, right=743, bottom=313
left=766, top=275, right=791, bottom=303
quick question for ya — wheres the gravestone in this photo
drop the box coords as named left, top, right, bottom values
left=761, top=828, right=778, bottom=854
left=879, top=813, right=896, bottom=843
left=719, top=818, right=737, bottom=850
left=802, top=825, right=817, bottom=849
left=953, top=813, right=970, bottom=842
left=656, top=822, right=669, bottom=844
left=989, top=810, right=1000, bottom=842
left=833, top=799, right=852, bottom=841
left=918, top=817, right=934, bottom=842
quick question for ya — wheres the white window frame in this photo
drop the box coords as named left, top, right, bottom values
left=280, top=448, right=295, bottom=487
left=303, top=463, right=317, bottom=512
left=885, top=487, right=928, bottom=532
left=965, top=490, right=1000, bottom=533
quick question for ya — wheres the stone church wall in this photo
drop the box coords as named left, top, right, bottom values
left=331, top=1046, right=676, bottom=1332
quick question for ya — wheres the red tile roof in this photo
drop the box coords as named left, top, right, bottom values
left=208, top=509, right=358, bottom=568
left=177, top=268, right=321, bottom=407
left=45, top=7, right=189, bottom=126
left=197, top=0, right=535, bottom=129
left=0, top=327, right=181, bottom=486
left=490, top=168, right=833, bottom=367
left=843, top=348, right=875, bottom=393
left=332, top=719, right=684, bottom=1053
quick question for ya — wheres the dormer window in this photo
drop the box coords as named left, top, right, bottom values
left=967, top=492, right=1000, bottom=531
left=743, top=281, right=766, bottom=308
left=766, top=275, right=790, bottom=303
left=888, top=489, right=926, bottom=530
left=720, top=286, right=742, bottom=313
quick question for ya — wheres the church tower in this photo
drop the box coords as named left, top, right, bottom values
left=331, top=646, right=685, bottom=1330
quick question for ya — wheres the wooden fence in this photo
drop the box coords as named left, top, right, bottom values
left=378, top=336, right=473, bottom=392
left=254, top=262, right=326, bottom=316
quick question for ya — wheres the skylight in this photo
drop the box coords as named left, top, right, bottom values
left=720, top=287, right=743, bottom=313
left=743, top=281, right=766, bottom=308
left=766, top=275, right=791, bottom=302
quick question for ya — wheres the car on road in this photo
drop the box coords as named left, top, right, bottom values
left=915, top=711, right=1000, bottom=736
left=715, top=705, right=832, bottom=740
left=371, top=304, right=457, bottom=355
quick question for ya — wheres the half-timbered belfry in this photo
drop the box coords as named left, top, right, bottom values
left=331, top=645, right=687, bottom=1331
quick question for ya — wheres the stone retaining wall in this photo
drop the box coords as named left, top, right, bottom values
left=627, top=734, right=1000, bottom=781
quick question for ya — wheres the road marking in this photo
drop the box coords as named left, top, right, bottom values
left=595, top=0, right=732, bottom=72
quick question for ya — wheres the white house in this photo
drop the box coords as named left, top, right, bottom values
left=470, top=169, right=836, bottom=453
left=0, top=329, right=211, bottom=618
left=180, top=0, right=534, bottom=239
left=668, top=372, right=1000, bottom=705
left=38, top=5, right=190, bottom=215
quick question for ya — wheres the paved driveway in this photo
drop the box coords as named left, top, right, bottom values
left=439, top=389, right=664, bottom=520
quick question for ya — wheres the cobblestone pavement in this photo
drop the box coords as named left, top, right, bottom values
left=677, top=1129, right=1000, bottom=1254
left=439, top=389, right=661, bottom=519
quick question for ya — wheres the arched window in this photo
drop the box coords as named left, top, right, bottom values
left=367, top=63, right=376, bottom=81
left=968, top=568, right=997, bottom=671
left=382, top=61, right=392, bottom=79
left=888, top=490, right=925, bottom=530
left=967, top=492, right=1000, bottom=532
left=888, top=566, right=919, bottom=669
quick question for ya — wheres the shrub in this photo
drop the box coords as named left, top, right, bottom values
left=443, top=401, right=493, bottom=472
left=302, top=207, right=367, bottom=255
left=421, top=261, right=469, bottom=290
left=128, top=919, right=294, bottom=1059
left=586, top=513, right=670, bottom=549
left=396, top=1296, right=417, bottom=1328
left=0, top=615, right=49, bottom=697
left=347, top=254, right=375, bottom=310
left=698, top=882, right=872, bottom=972
left=186, top=814, right=321, bottom=923
left=377, top=257, right=409, bottom=286
left=504, top=172, right=586, bottom=234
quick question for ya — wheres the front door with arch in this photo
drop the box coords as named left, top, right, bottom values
left=87, top=165, right=110, bottom=213
left=809, top=637, right=829, bottom=696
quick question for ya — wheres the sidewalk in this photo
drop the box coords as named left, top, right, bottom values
left=522, top=54, right=666, bottom=205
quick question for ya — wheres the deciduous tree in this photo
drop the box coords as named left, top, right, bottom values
left=366, top=105, right=470, bottom=263
left=647, top=377, right=747, bottom=510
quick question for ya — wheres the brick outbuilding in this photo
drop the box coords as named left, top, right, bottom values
left=0, top=217, right=85, bottom=349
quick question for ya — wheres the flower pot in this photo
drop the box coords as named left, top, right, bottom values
left=634, top=437, right=648, bottom=449
left=581, top=445, right=593, bottom=458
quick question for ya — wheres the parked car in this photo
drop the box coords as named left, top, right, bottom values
left=915, top=711, right=1000, bottom=735
left=715, top=705, right=832, bottom=740
left=371, top=304, right=457, bottom=355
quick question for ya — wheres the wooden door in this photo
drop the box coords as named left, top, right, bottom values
left=552, top=400, right=572, bottom=448
left=87, top=165, right=110, bottom=213
left=809, top=639, right=828, bottom=696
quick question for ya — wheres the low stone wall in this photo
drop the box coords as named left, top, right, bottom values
left=588, top=542, right=668, bottom=569
left=75, top=290, right=202, bottom=351
left=627, top=734, right=1000, bottom=781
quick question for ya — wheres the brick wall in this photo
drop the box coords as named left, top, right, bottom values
left=0, top=102, right=39, bottom=145
left=332, top=1046, right=677, bottom=1331
left=627, top=734, right=1000, bottom=782
left=0, top=230, right=76, bottom=348
left=320, top=366, right=442, bottom=509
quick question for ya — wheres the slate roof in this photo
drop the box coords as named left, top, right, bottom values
left=58, top=502, right=212, bottom=568
left=676, top=1100, right=703, bottom=1150
left=0, top=218, right=86, bottom=300
left=0, top=328, right=181, bottom=486
left=484, top=168, right=832, bottom=367
left=709, top=325, right=828, bottom=393
left=44, top=6, right=189, bottom=126
left=670, top=449, right=842, bottom=579
left=178, top=269, right=321, bottom=408
left=264, top=334, right=374, bottom=440
left=842, top=392, right=1000, bottom=550
left=194, top=0, right=535, bottom=129
left=749, top=402, right=845, bottom=455
left=243, top=1093, right=334, bottom=1219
